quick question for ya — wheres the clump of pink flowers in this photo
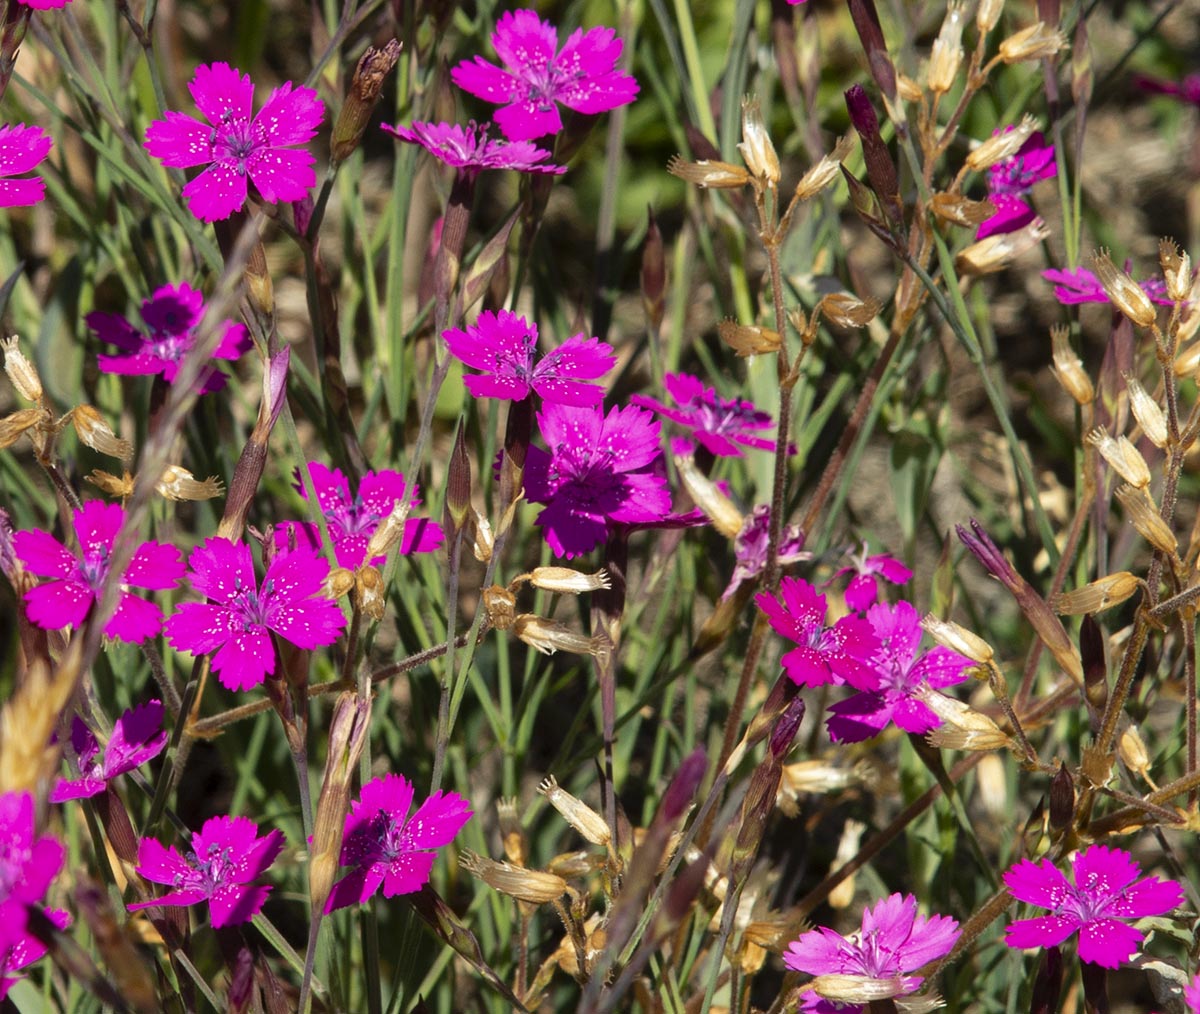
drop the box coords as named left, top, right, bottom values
left=50, top=700, right=168, bottom=802
left=1043, top=266, right=1172, bottom=307
left=631, top=372, right=783, bottom=457
left=0, top=125, right=52, bottom=208
left=383, top=121, right=566, bottom=176
left=0, top=791, right=65, bottom=947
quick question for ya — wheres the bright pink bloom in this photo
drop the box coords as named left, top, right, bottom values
left=723, top=504, right=808, bottom=601
left=145, top=62, right=323, bottom=222
left=0, top=125, right=51, bottom=207
left=164, top=537, right=346, bottom=691
left=1184, top=971, right=1200, bottom=1013
left=976, top=128, right=1056, bottom=240
left=325, top=773, right=471, bottom=913
left=1043, top=266, right=1172, bottom=307
left=831, top=543, right=912, bottom=612
left=524, top=403, right=672, bottom=558
left=383, top=120, right=566, bottom=175
left=0, top=792, right=65, bottom=952
left=755, top=577, right=879, bottom=688
left=784, top=893, right=960, bottom=1014
left=1134, top=72, right=1200, bottom=106
left=1004, top=844, right=1184, bottom=969
left=13, top=501, right=184, bottom=643
left=451, top=9, right=639, bottom=141
left=443, top=309, right=615, bottom=405
left=0, top=908, right=69, bottom=1001
left=275, top=462, right=444, bottom=568
left=826, top=601, right=973, bottom=743
left=87, top=282, right=251, bottom=394
left=17, top=0, right=71, bottom=8
left=50, top=701, right=168, bottom=803
left=631, top=373, right=783, bottom=457
left=129, top=815, right=284, bottom=928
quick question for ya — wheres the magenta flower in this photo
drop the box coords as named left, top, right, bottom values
left=826, top=601, right=974, bottom=743
left=325, top=773, right=472, bottom=913
left=128, top=815, right=284, bottom=928
left=755, top=577, right=879, bottom=688
left=145, top=62, right=323, bottom=222
left=1003, top=844, right=1184, bottom=969
left=275, top=461, right=444, bottom=569
left=784, top=893, right=960, bottom=1014
left=16, top=0, right=71, bottom=8
left=450, top=9, right=639, bottom=142
left=0, top=909, right=69, bottom=1001
left=0, top=125, right=51, bottom=208
left=87, top=282, right=251, bottom=394
left=631, top=373, right=783, bottom=457
left=831, top=543, right=912, bottom=612
left=523, top=402, right=671, bottom=558
left=976, top=128, right=1056, bottom=240
left=723, top=504, right=809, bottom=601
left=1134, top=72, right=1200, bottom=107
left=164, top=537, right=346, bottom=692
left=50, top=701, right=168, bottom=803
left=13, top=501, right=184, bottom=643
left=0, top=792, right=65, bottom=950
left=383, top=120, right=566, bottom=176
left=1043, top=266, right=1172, bottom=307
left=1185, top=971, right=1200, bottom=1013
left=443, top=309, right=615, bottom=406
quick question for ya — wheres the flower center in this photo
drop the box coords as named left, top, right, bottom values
left=212, top=112, right=255, bottom=173
left=191, top=842, right=237, bottom=891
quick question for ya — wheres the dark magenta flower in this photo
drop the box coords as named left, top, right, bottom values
left=1043, top=266, right=1172, bottom=307
left=443, top=309, right=615, bottom=406
left=50, top=701, right=168, bottom=803
left=383, top=120, right=565, bottom=176
left=0, top=125, right=51, bottom=208
left=723, top=504, right=809, bottom=600
left=128, top=815, right=285, bottom=928
left=523, top=402, right=672, bottom=558
left=1004, top=844, right=1183, bottom=969
left=325, top=774, right=472, bottom=913
left=830, top=543, right=912, bottom=612
left=13, top=501, right=185, bottom=644
left=275, top=462, right=444, bottom=569
left=450, top=9, right=638, bottom=141
left=145, top=62, right=323, bottom=222
left=631, top=373, right=783, bottom=457
left=0, top=909, right=69, bottom=1001
left=755, top=577, right=879, bottom=688
left=784, top=893, right=960, bottom=1013
left=87, top=282, right=251, bottom=394
left=976, top=128, right=1056, bottom=240
left=0, top=792, right=65, bottom=950
left=164, top=537, right=346, bottom=691
left=1185, top=971, right=1200, bottom=1013
left=16, top=0, right=71, bottom=8
left=826, top=601, right=974, bottom=743
left=1134, top=72, right=1200, bottom=106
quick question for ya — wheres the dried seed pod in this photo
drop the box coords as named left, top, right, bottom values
left=85, top=469, right=134, bottom=498
left=921, top=615, right=993, bottom=664
left=332, top=40, right=402, bottom=166
left=1124, top=375, right=1168, bottom=448
left=1092, top=252, right=1157, bottom=329
left=1118, top=725, right=1155, bottom=785
left=1, top=336, right=41, bottom=402
left=1053, top=572, right=1140, bottom=615
left=156, top=465, right=224, bottom=501
left=666, top=156, right=751, bottom=190
left=930, top=192, right=995, bottom=228
left=955, top=219, right=1051, bottom=274
left=674, top=452, right=744, bottom=538
left=483, top=585, right=516, bottom=630
left=817, top=293, right=881, bottom=328
left=809, top=974, right=907, bottom=1004
left=977, top=0, right=1005, bottom=33
left=538, top=776, right=611, bottom=846
left=965, top=115, right=1038, bottom=171
left=927, top=2, right=966, bottom=94
left=472, top=508, right=494, bottom=563
left=1086, top=429, right=1150, bottom=488
left=525, top=567, right=611, bottom=594
left=717, top=319, right=782, bottom=357
left=999, top=22, right=1068, bottom=62
left=0, top=408, right=45, bottom=449
left=354, top=566, right=386, bottom=619
left=739, top=96, right=780, bottom=187
left=1050, top=325, right=1094, bottom=405
left=1159, top=238, right=1192, bottom=304
left=497, top=798, right=528, bottom=866
left=792, top=136, right=854, bottom=203
left=460, top=851, right=568, bottom=905
left=513, top=614, right=605, bottom=657
left=921, top=691, right=1011, bottom=751
left=322, top=566, right=355, bottom=601
left=362, top=495, right=412, bottom=561
left=1115, top=484, right=1177, bottom=554
left=72, top=405, right=133, bottom=461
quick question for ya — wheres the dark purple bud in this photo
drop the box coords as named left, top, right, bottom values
left=1080, top=614, right=1107, bottom=727
left=956, top=518, right=1020, bottom=591
left=769, top=695, right=806, bottom=760
left=663, top=851, right=711, bottom=924
left=1048, top=763, right=1074, bottom=832
left=1030, top=946, right=1063, bottom=1014
left=1080, top=959, right=1110, bottom=1014
left=1037, top=0, right=1060, bottom=27
left=846, top=0, right=896, bottom=102
left=844, top=86, right=902, bottom=227
left=444, top=420, right=472, bottom=544
left=663, top=747, right=707, bottom=821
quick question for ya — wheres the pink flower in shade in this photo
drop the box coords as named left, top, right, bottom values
left=128, top=815, right=285, bottom=929
left=443, top=310, right=615, bottom=406
left=450, top=9, right=639, bottom=142
left=0, top=125, right=51, bottom=208
left=722, top=504, right=809, bottom=601
left=383, top=120, right=566, bottom=176
left=830, top=543, right=913, bottom=612
left=1134, top=72, right=1200, bottom=107
left=631, top=373, right=784, bottom=457
left=826, top=601, right=974, bottom=743
left=13, top=501, right=185, bottom=644
left=1004, top=844, right=1184, bottom=969
left=325, top=774, right=472, bottom=913
left=0, top=792, right=65, bottom=951
left=1043, top=266, right=1172, bottom=307
left=523, top=402, right=672, bottom=558
left=164, top=537, right=346, bottom=692
left=976, top=129, right=1056, bottom=240
left=275, top=462, right=444, bottom=569
left=784, top=893, right=960, bottom=1014
left=0, top=909, right=69, bottom=1001
left=755, top=577, right=879, bottom=689
left=144, top=62, right=323, bottom=222
left=50, top=701, right=168, bottom=803
left=87, top=282, right=251, bottom=394
left=1184, top=971, right=1200, bottom=1013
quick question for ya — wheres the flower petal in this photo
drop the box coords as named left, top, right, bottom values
left=1076, top=917, right=1144, bottom=969
left=189, top=63, right=254, bottom=126
left=182, top=160, right=248, bottom=222
left=251, top=81, right=323, bottom=148
left=144, top=111, right=216, bottom=168
left=247, top=145, right=316, bottom=204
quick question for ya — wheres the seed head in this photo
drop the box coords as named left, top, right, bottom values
left=956, top=219, right=1050, bottom=275
left=717, top=319, right=781, bottom=357
left=72, top=405, right=133, bottom=461
left=1115, top=484, right=1177, bottom=554
left=999, top=22, right=1068, bottom=63
left=674, top=452, right=744, bottom=538
left=1091, top=252, right=1157, bottom=328
left=1124, top=374, right=1168, bottom=448
left=1086, top=428, right=1150, bottom=488
left=1050, top=326, right=1094, bottom=405
left=538, top=776, right=611, bottom=846
left=921, top=615, right=993, bottom=663
left=965, top=115, right=1039, bottom=171
left=524, top=567, right=611, bottom=594
left=977, top=0, right=1005, bottom=33
left=667, top=156, right=751, bottom=190
left=1054, top=571, right=1140, bottom=615
left=156, top=465, right=224, bottom=501
left=738, top=96, right=780, bottom=188
left=1, top=336, right=41, bottom=403
left=792, top=136, right=854, bottom=203
left=817, top=293, right=881, bottom=328
left=460, top=851, right=568, bottom=905
left=1159, top=238, right=1192, bottom=304
left=928, top=2, right=967, bottom=95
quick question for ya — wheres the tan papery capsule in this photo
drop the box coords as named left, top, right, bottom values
left=793, top=136, right=854, bottom=202
left=930, top=192, right=995, bottom=228
left=513, top=614, right=605, bottom=657
left=460, top=851, right=568, bottom=905
left=363, top=495, right=412, bottom=561
left=497, top=798, right=528, bottom=866
left=483, top=585, right=516, bottom=630
left=1124, top=374, right=1168, bottom=448
left=1174, top=340, right=1200, bottom=379
left=921, top=615, right=993, bottom=663
left=999, top=22, right=1068, bottom=63
left=1092, top=252, right=1157, bottom=329
left=72, top=405, right=133, bottom=461
left=1050, top=325, right=1094, bottom=404
left=674, top=452, right=744, bottom=538
left=818, top=293, right=881, bottom=328
left=927, top=2, right=966, bottom=94
left=965, top=115, right=1038, bottom=171
left=1, top=336, right=41, bottom=403
left=666, top=156, right=751, bottom=190
left=355, top=566, right=386, bottom=619
left=85, top=469, right=134, bottom=498
left=472, top=508, right=494, bottom=562
left=157, top=465, right=224, bottom=501
left=0, top=408, right=44, bottom=449
left=538, top=776, right=611, bottom=846
left=717, top=319, right=782, bottom=357
left=809, top=974, right=906, bottom=1003
left=1053, top=572, right=1140, bottom=615
left=955, top=219, right=1050, bottom=274
left=738, top=96, right=780, bottom=187
left=1159, top=238, right=1192, bottom=304
left=1119, top=725, right=1154, bottom=784
left=1115, top=484, right=1177, bottom=554
left=526, top=567, right=611, bottom=594
left=977, top=0, right=1005, bottom=33
left=323, top=566, right=355, bottom=601
left=1086, top=428, right=1150, bottom=488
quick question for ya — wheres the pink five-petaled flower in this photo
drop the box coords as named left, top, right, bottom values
left=164, top=537, right=346, bottom=692
left=87, top=282, right=251, bottom=394
left=128, top=815, right=285, bottom=929
left=784, top=893, right=960, bottom=1014
left=0, top=125, right=52, bottom=208
left=443, top=309, right=615, bottom=406
left=0, top=909, right=69, bottom=1002
left=0, top=792, right=65, bottom=954
left=50, top=701, right=168, bottom=803
left=1042, top=266, right=1172, bottom=307
left=1003, top=843, right=1184, bottom=969
left=275, top=461, right=444, bottom=569
left=450, top=9, right=639, bottom=142
left=976, top=128, right=1057, bottom=240
left=325, top=773, right=472, bottom=913
left=831, top=543, right=913, bottom=613
left=755, top=577, right=879, bottom=689
left=826, top=601, right=974, bottom=743
left=523, top=402, right=672, bottom=558
left=723, top=504, right=809, bottom=601
left=145, top=62, right=323, bottom=222
left=383, top=120, right=566, bottom=176
left=631, top=373, right=783, bottom=457
left=13, top=501, right=185, bottom=644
